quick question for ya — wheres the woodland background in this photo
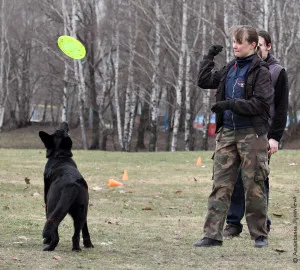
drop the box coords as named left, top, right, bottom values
left=0, top=0, right=299, bottom=151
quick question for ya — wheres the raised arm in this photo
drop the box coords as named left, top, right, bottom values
left=197, top=45, right=224, bottom=89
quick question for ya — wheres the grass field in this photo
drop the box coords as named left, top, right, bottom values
left=0, top=149, right=299, bottom=269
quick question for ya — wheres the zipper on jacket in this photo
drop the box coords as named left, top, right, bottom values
left=231, top=78, right=238, bottom=130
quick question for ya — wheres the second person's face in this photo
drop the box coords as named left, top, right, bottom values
left=232, top=37, right=256, bottom=58
left=258, top=36, right=271, bottom=60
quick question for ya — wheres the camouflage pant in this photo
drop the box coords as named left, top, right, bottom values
left=203, top=127, right=269, bottom=241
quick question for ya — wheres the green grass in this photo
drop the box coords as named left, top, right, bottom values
left=0, top=149, right=299, bottom=269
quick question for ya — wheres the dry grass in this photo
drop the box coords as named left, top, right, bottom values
left=0, top=149, right=299, bottom=269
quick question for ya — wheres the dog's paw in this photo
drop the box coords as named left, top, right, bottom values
left=43, top=238, right=51, bottom=245
left=72, top=246, right=82, bottom=252
left=83, top=239, right=94, bottom=248
left=43, top=245, right=55, bottom=251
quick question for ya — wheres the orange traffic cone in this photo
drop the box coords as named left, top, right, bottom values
left=196, top=156, right=202, bottom=166
left=122, top=170, right=128, bottom=180
left=108, top=179, right=123, bottom=187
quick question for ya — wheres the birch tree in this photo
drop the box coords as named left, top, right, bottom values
left=223, top=0, right=236, bottom=62
left=273, top=0, right=300, bottom=127
left=263, top=0, right=270, bottom=30
left=61, top=0, right=70, bottom=122
left=71, top=0, right=87, bottom=149
left=122, top=2, right=138, bottom=151
left=0, top=0, right=8, bottom=130
left=112, top=0, right=124, bottom=150
left=149, top=0, right=161, bottom=152
left=171, top=0, right=187, bottom=152
left=201, top=1, right=217, bottom=150
left=86, top=0, right=101, bottom=149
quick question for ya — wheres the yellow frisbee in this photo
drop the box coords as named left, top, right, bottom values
left=57, top=35, right=86, bottom=60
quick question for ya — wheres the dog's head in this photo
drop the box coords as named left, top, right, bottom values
left=39, top=122, right=73, bottom=158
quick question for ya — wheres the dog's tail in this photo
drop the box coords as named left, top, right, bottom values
left=45, top=184, right=79, bottom=229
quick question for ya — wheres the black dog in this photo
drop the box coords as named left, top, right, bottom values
left=39, top=122, right=93, bottom=251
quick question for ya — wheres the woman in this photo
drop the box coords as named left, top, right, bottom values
left=194, top=25, right=272, bottom=248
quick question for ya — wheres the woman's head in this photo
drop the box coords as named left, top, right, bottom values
left=231, top=25, right=258, bottom=58
left=258, top=30, right=272, bottom=60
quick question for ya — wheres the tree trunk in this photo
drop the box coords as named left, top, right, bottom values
left=113, top=2, right=124, bottom=150
left=223, top=1, right=234, bottom=62
left=171, top=0, right=187, bottom=152
left=88, top=6, right=100, bottom=150
left=71, top=0, right=87, bottom=149
left=123, top=3, right=137, bottom=152
left=136, top=100, right=148, bottom=150
left=184, top=47, right=191, bottom=151
left=149, top=1, right=161, bottom=152
left=165, top=87, right=174, bottom=151
left=61, top=0, right=70, bottom=123
left=0, top=0, right=6, bottom=130
left=202, top=1, right=216, bottom=150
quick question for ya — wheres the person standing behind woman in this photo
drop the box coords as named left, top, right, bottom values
left=223, top=30, right=289, bottom=238
left=194, top=25, right=273, bottom=248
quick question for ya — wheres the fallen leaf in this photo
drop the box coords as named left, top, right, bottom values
left=142, top=206, right=152, bottom=210
left=105, top=218, right=119, bottom=225
left=100, top=242, right=113, bottom=246
left=24, top=177, right=30, bottom=184
left=175, top=190, right=183, bottom=194
left=289, top=163, right=297, bottom=166
left=92, top=186, right=103, bottom=191
left=272, top=212, right=283, bottom=217
left=18, top=236, right=28, bottom=242
left=274, top=248, right=286, bottom=253
left=193, top=177, right=198, bottom=182
left=53, top=255, right=61, bottom=261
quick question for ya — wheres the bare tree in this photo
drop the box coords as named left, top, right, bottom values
left=71, top=0, right=87, bottom=149
left=171, top=0, right=187, bottom=152
left=148, top=0, right=161, bottom=152
left=0, top=0, right=9, bottom=130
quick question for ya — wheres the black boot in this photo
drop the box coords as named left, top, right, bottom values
left=254, top=236, right=268, bottom=248
left=194, top=237, right=222, bottom=247
left=223, top=223, right=243, bottom=237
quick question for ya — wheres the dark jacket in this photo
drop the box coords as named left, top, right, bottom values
left=223, top=55, right=254, bottom=129
left=198, top=54, right=273, bottom=135
left=265, top=54, right=289, bottom=142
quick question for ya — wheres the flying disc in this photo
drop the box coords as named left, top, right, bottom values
left=57, top=36, right=86, bottom=60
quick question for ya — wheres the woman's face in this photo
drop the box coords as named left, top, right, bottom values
left=258, top=36, right=271, bottom=60
left=232, top=37, right=257, bottom=58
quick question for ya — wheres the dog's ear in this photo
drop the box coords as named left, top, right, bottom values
left=39, top=131, right=54, bottom=149
left=61, top=136, right=72, bottom=150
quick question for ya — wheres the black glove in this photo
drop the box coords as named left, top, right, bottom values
left=208, top=45, right=223, bottom=57
left=211, top=100, right=234, bottom=114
